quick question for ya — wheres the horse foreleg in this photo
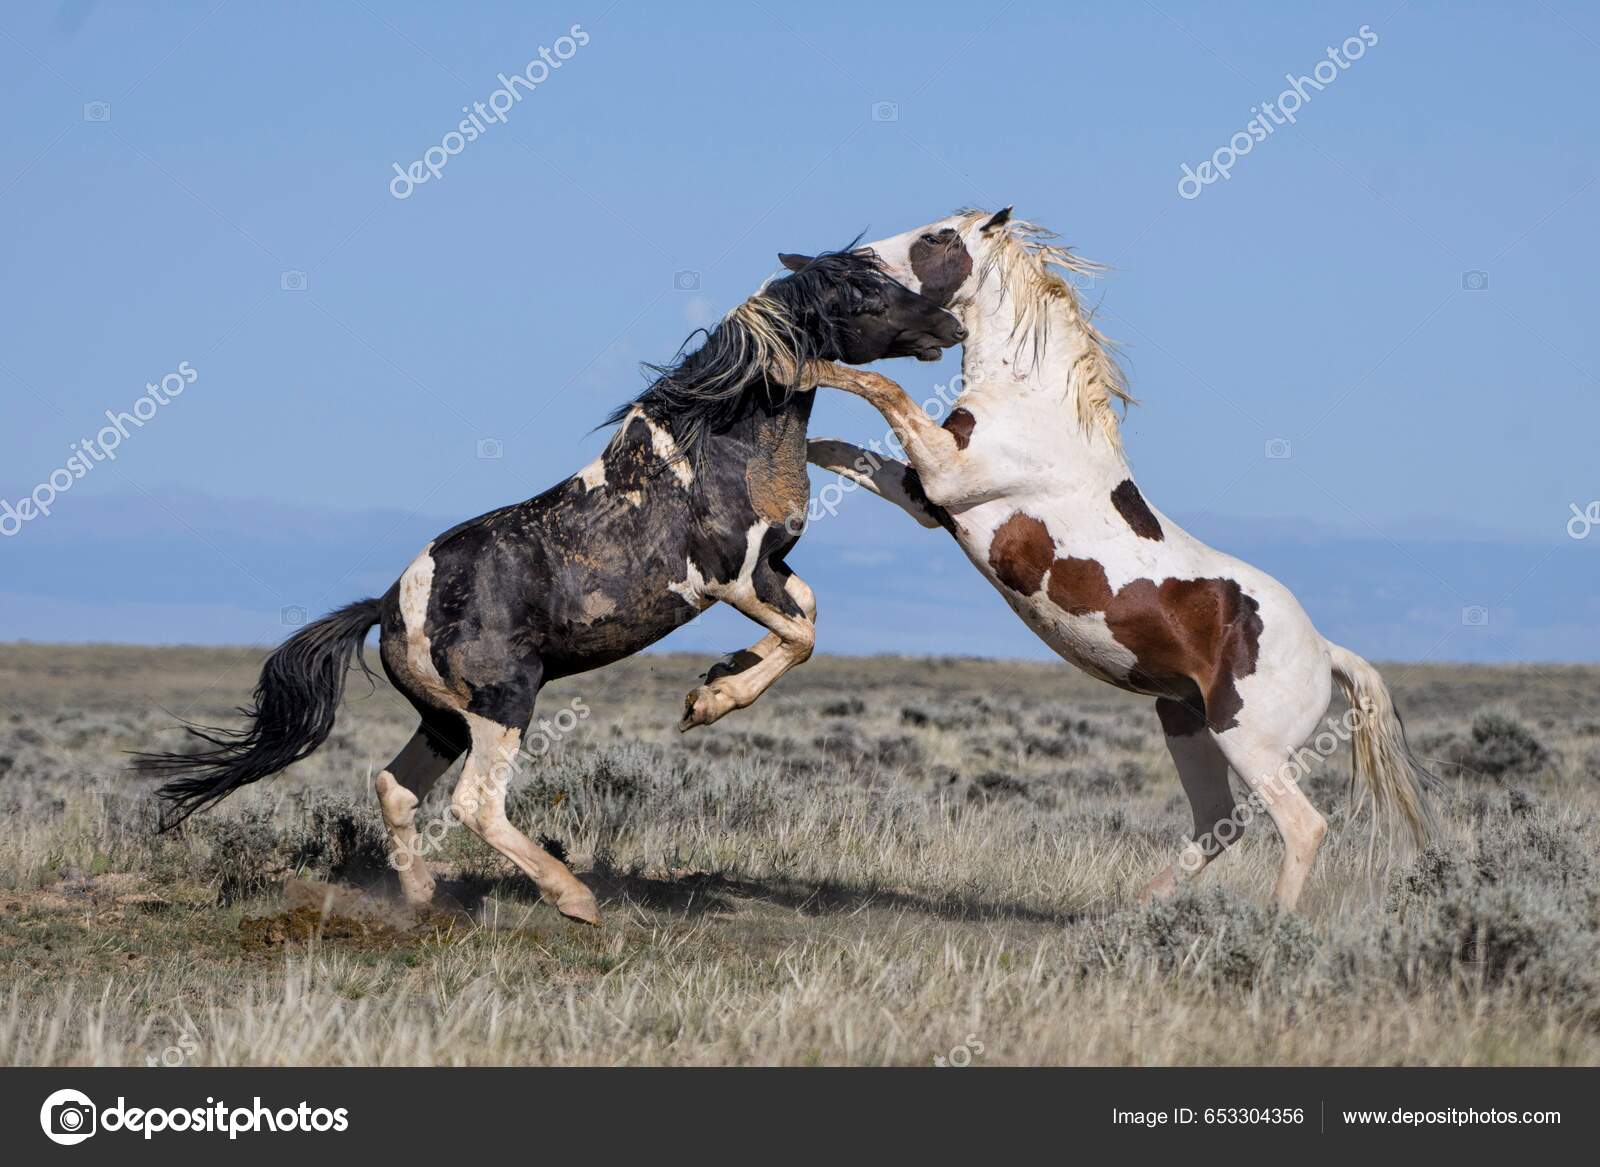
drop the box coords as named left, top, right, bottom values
left=807, top=438, right=947, bottom=529
left=681, top=567, right=815, bottom=731
left=797, top=361, right=992, bottom=508
left=1139, top=699, right=1239, bottom=902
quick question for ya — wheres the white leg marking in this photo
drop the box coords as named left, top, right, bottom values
left=450, top=714, right=601, bottom=924
left=375, top=729, right=458, bottom=906
left=681, top=560, right=817, bottom=731
left=1212, top=730, right=1328, bottom=911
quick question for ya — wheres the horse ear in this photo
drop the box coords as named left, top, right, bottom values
left=777, top=253, right=814, bottom=272
left=980, top=206, right=1013, bottom=233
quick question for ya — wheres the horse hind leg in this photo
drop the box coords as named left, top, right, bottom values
left=1140, top=697, right=1241, bottom=902
left=1211, top=726, right=1328, bottom=911
left=450, top=708, right=601, bottom=925
left=375, top=717, right=465, bottom=906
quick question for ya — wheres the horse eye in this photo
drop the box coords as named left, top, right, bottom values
left=920, top=233, right=942, bottom=246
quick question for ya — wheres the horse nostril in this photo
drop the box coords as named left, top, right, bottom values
left=953, top=324, right=968, bottom=342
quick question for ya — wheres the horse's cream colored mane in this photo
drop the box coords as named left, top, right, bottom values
left=706, top=293, right=803, bottom=393
left=958, top=209, right=1134, bottom=453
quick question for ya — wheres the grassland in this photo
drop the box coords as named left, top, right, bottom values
left=1, top=644, right=1596, bottom=1065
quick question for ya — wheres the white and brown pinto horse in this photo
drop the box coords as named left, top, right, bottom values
left=805, top=209, right=1436, bottom=909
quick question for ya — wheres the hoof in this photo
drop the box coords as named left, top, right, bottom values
left=392, top=860, right=437, bottom=908
left=555, top=885, right=602, bottom=927
left=679, top=685, right=734, bottom=732
left=399, top=885, right=437, bottom=910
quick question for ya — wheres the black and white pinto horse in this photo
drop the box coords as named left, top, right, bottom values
left=139, top=249, right=964, bottom=925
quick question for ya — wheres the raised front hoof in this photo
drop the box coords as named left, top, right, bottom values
left=554, top=884, right=602, bottom=927
left=679, top=685, right=736, bottom=732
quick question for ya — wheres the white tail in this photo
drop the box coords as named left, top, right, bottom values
left=1326, top=641, right=1439, bottom=851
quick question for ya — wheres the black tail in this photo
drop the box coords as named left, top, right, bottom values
left=135, top=598, right=384, bottom=828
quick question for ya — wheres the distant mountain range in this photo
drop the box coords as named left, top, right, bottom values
left=1, top=487, right=1594, bottom=663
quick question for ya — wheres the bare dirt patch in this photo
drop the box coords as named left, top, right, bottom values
left=238, top=878, right=473, bottom=951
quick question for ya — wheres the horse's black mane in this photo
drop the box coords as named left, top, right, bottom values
left=605, top=243, right=886, bottom=463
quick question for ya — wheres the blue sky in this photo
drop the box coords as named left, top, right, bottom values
left=1, top=0, right=1596, bottom=664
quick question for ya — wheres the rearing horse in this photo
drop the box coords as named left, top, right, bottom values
left=804, top=209, right=1437, bottom=910
left=139, top=248, right=963, bottom=924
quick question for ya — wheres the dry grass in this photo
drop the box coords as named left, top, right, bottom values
left=1, top=644, right=1597, bottom=1065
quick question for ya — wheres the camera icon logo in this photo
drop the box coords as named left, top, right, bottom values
left=1264, top=437, right=1292, bottom=460
left=673, top=270, right=701, bottom=291
left=1462, top=605, right=1490, bottom=627
left=83, top=101, right=112, bottom=123
left=1461, top=270, right=1489, bottom=291
left=40, top=1088, right=97, bottom=1145
left=477, top=438, right=504, bottom=460
left=872, top=101, right=899, bottom=122
left=281, top=604, right=308, bottom=626
left=280, top=270, right=308, bottom=292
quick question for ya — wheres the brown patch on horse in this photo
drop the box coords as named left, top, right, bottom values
left=943, top=407, right=976, bottom=450
left=1110, top=479, right=1163, bottom=541
left=745, top=411, right=810, bottom=527
left=1102, top=577, right=1262, bottom=731
left=1046, top=555, right=1112, bottom=615
left=909, top=230, right=973, bottom=305
left=987, top=512, right=1054, bottom=594
left=987, top=515, right=1262, bottom=732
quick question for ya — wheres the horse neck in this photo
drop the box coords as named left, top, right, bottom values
left=955, top=276, right=1131, bottom=488
left=702, top=374, right=816, bottom=452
